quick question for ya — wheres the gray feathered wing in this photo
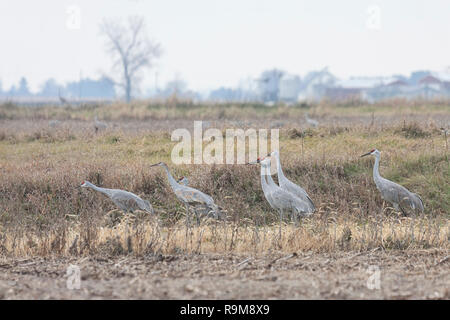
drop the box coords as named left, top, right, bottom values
left=281, top=179, right=315, bottom=212
left=269, top=189, right=311, bottom=217
left=111, top=191, right=154, bottom=213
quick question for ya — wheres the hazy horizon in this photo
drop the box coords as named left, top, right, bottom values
left=1, top=0, right=449, bottom=94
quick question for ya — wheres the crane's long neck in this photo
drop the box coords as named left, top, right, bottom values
left=260, top=164, right=270, bottom=196
left=87, top=182, right=111, bottom=196
left=274, top=153, right=286, bottom=180
left=266, top=160, right=278, bottom=188
left=162, top=164, right=180, bottom=189
left=373, top=153, right=382, bottom=184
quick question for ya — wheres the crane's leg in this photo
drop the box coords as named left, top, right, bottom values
left=399, top=204, right=407, bottom=216
left=210, top=205, right=219, bottom=220
left=195, top=208, right=200, bottom=227
left=393, top=203, right=400, bottom=215
left=184, top=203, right=191, bottom=250
left=278, top=209, right=283, bottom=245
left=185, top=203, right=191, bottom=225
left=124, top=209, right=132, bottom=253
left=293, top=211, right=299, bottom=227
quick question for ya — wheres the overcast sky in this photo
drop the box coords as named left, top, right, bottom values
left=0, top=0, right=449, bottom=93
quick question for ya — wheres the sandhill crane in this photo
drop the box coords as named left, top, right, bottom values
left=361, top=149, right=424, bottom=215
left=58, top=89, right=68, bottom=105
left=267, top=151, right=315, bottom=213
left=81, top=181, right=154, bottom=214
left=94, top=116, right=107, bottom=133
left=150, top=162, right=219, bottom=224
left=249, top=157, right=312, bottom=239
left=49, top=120, right=61, bottom=128
left=441, top=127, right=448, bottom=150
left=305, top=113, right=318, bottom=128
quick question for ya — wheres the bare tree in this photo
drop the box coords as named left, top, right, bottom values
left=100, top=16, right=161, bottom=102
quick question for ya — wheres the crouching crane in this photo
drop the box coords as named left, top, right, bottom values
left=94, top=116, right=107, bottom=133
left=305, top=113, right=319, bottom=128
left=81, top=181, right=154, bottom=214
left=361, top=149, right=424, bottom=215
left=149, top=162, right=220, bottom=224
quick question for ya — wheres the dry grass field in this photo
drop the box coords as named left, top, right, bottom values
left=0, top=100, right=449, bottom=299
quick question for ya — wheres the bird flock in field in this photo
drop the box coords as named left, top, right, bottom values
left=81, top=148, right=425, bottom=229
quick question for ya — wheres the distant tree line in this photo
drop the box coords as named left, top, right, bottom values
left=0, top=76, right=116, bottom=99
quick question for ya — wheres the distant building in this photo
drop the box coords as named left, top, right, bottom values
left=209, top=87, right=259, bottom=102
left=278, top=74, right=302, bottom=102
left=257, top=69, right=284, bottom=102
left=417, top=75, right=449, bottom=99
left=297, top=68, right=337, bottom=102
left=365, top=75, right=450, bottom=101
left=419, top=75, right=442, bottom=90
left=3, top=68, right=450, bottom=105
left=324, top=87, right=364, bottom=101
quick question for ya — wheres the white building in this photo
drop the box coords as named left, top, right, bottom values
left=297, top=68, right=337, bottom=102
left=278, top=74, right=302, bottom=102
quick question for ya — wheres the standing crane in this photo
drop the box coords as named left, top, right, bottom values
left=49, top=120, right=61, bottom=128
left=58, top=89, right=68, bottom=105
left=361, top=149, right=424, bottom=214
left=81, top=181, right=154, bottom=214
left=305, top=113, right=319, bottom=128
left=94, top=116, right=107, bottom=133
left=149, top=162, right=220, bottom=224
left=267, top=151, right=315, bottom=213
left=249, top=157, right=312, bottom=239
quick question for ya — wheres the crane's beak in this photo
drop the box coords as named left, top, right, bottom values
left=360, top=152, right=372, bottom=157
left=247, top=156, right=265, bottom=165
left=149, top=163, right=159, bottom=167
